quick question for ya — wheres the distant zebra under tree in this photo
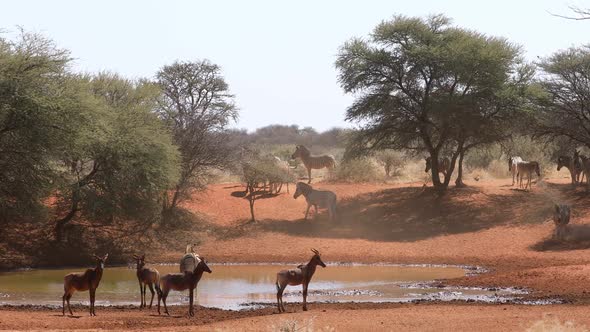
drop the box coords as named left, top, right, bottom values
left=291, top=145, right=336, bottom=184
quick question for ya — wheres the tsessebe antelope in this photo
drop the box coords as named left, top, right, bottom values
left=132, top=254, right=160, bottom=309
left=62, top=254, right=108, bottom=316
left=157, top=258, right=212, bottom=317
left=276, top=249, right=326, bottom=313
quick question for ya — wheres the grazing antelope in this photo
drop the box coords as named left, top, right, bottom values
left=517, top=161, right=541, bottom=190
left=551, top=204, right=571, bottom=240
left=276, top=249, right=326, bottom=313
left=508, top=156, right=523, bottom=186
left=132, top=254, right=160, bottom=309
left=62, top=254, right=108, bottom=316
left=424, top=157, right=450, bottom=177
left=291, top=145, right=336, bottom=184
left=158, top=257, right=212, bottom=316
left=557, top=154, right=582, bottom=185
left=293, top=182, right=337, bottom=221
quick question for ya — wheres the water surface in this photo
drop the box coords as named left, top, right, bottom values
left=0, top=264, right=515, bottom=310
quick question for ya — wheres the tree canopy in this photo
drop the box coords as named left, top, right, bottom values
left=336, top=14, right=530, bottom=189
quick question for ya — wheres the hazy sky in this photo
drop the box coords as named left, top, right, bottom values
left=1, top=0, right=589, bottom=131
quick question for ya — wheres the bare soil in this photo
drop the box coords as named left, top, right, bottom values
left=4, top=176, right=590, bottom=330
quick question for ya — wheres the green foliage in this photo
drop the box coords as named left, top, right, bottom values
left=55, top=73, right=180, bottom=232
left=0, top=31, right=73, bottom=220
left=534, top=46, right=590, bottom=148
left=336, top=14, right=530, bottom=188
left=333, top=158, right=380, bottom=183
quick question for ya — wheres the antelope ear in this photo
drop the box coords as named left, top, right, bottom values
left=103, top=253, right=109, bottom=261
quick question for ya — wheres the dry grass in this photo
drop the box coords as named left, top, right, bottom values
left=526, top=315, right=588, bottom=332
left=269, top=317, right=335, bottom=332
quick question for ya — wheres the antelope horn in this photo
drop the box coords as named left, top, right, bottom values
left=132, top=254, right=139, bottom=260
left=311, top=248, right=319, bottom=254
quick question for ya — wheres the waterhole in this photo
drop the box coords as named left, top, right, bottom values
left=0, top=264, right=528, bottom=310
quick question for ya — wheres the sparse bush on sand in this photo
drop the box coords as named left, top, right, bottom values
left=269, top=318, right=335, bottom=332
left=526, top=315, right=588, bottom=332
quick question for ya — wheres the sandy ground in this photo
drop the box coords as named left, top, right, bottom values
left=4, top=176, right=590, bottom=330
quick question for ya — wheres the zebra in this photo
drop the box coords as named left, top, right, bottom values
left=516, top=161, right=541, bottom=190
left=508, top=156, right=524, bottom=186
left=552, top=204, right=571, bottom=241
left=293, top=182, right=337, bottom=221
left=424, top=156, right=450, bottom=177
left=557, top=154, right=583, bottom=185
left=291, top=145, right=336, bottom=184
left=578, top=154, right=590, bottom=188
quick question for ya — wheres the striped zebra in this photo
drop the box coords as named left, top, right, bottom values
left=291, top=145, right=336, bottom=184
left=424, top=156, right=450, bottom=177
left=517, top=161, right=541, bottom=190
left=508, top=156, right=523, bottom=186
left=557, top=154, right=582, bottom=185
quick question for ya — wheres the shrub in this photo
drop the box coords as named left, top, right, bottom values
left=333, top=158, right=380, bottom=183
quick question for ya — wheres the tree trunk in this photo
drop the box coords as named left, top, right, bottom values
left=55, top=192, right=80, bottom=242
left=455, top=148, right=466, bottom=187
left=247, top=182, right=256, bottom=222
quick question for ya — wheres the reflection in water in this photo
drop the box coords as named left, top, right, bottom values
left=0, top=264, right=506, bottom=310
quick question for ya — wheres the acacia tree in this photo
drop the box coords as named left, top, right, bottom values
left=0, top=31, right=73, bottom=221
left=534, top=46, right=590, bottom=147
left=54, top=73, right=180, bottom=241
left=336, top=15, right=526, bottom=191
left=156, top=60, right=238, bottom=212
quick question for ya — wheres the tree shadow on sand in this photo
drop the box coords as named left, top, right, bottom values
left=245, top=184, right=556, bottom=243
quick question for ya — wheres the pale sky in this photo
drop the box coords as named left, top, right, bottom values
left=1, top=0, right=589, bottom=131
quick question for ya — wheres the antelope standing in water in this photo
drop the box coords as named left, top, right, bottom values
left=291, top=145, right=336, bottom=184
left=275, top=249, right=326, bottom=313
left=508, top=156, right=523, bottom=186
left=424, top=156, right=450, bottom=177
left=62, top=254, right=108, bottom=316
left=132, top=254, right=160, bottom=309
left=517, top=161, right=541, bottom=190
left=157, top=258, right=212, bottom=316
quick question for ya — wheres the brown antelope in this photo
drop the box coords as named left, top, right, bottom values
left=517, top=161, right=541, bottom=190
left=132, top=254, right=160, bottom=309
left=62, top=254, right=108, bottom=316
left=276, top=249, right=326, bottom=313
left=157, top=258, right=212, bottom=317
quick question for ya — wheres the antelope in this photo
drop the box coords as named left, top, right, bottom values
left=551, top=204, right=571, bottom=240
left=557, top=154, right=582, bottom=185
left=517, top=161, right=541, bottom=190
left=291, top=145, right=336, bottom=184
left=508, top=156, right=523, bottom=186
left=132, top=254, right=160, bottom=309
left=62, top=254, right=108, bottom=316
left=293, top=182, right=337, bottom=221
left=424, top=156, right=450, bottom=177
left=276, top=249, right=326, bottom=313
left=157, top=258, right=212, bottom=316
